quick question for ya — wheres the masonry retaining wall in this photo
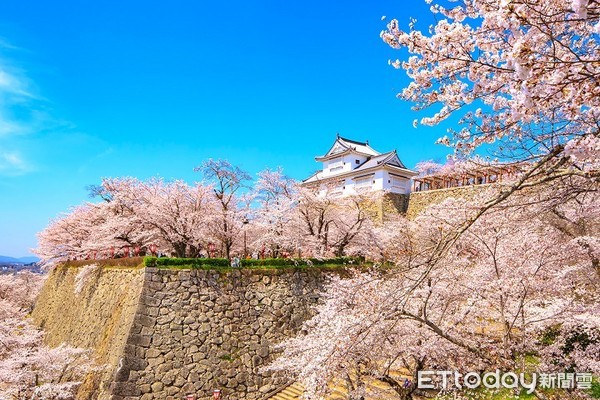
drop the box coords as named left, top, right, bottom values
left=406, top=185, right=490, bottom=219
left=31, top=264, right=145, bottom=399
left=32, top=265, right=331, bottom=400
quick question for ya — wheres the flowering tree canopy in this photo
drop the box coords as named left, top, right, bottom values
left=0, top=273, right=91, bottom=399
left=195, top=159, right=252, bottom=259
left=35, top=164, right=382, bottom=264
left=36, top=178, right=217, bottom=263
left=270, top=185, right=600, bottom=399
left=382, top=0, right=600, bottom=180
left=250, top=168, right=299, bottom=257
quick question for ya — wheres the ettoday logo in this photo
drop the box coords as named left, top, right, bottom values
left=417, top=370, right=593, bottom=394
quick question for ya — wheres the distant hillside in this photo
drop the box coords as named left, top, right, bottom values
left=17, top=256, right=40, bottom=264
left=0, top=255, right=40, bottom=264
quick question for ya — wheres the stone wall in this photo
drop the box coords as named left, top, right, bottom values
left=33, top=264, right=332, bottom=400
left=381, top=193, right=410, bottom=219
left=406, top=185, right=490, bottom=219
left=31, top=264, right=145, bottom=399
left=359, top=185, right=490, bottom=221
left=31, top=186, right=499, bottom=399
left=361, top=193, right=410, bottom=222
left=113, top=267, right=328, bottom=400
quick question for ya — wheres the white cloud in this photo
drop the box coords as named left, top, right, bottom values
left=0, top=38, right=94, bottom=178
left=0, top=118, right=26, bottom=136
left=0, top=64, right=40, bottom=138
left=0, top=37, right=19, bottom=51
left=0, top=40, right=46, bottom=175
left=0, top=69, right=31, bottom=97
left=0, top=150, right=30, bottom=175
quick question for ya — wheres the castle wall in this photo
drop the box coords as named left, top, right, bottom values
left=30, top=185, right=492, bottom=399
left=382, top=193, right=410, bottom=218
left=31, top=264, right=145, bottom=399
left=406, top=185, right=490, bottom=219
left=32, top=265, right=331, bottom=400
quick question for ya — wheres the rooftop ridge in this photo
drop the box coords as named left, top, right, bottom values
left=337, top=134, right=368, bottom=147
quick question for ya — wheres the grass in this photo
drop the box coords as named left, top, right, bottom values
left=58, top=256, right=366, bottom=275
left=143, top=256, right=363, bottom=271
left=589, top=379, right=600, bottom=398
left=438, top=388, right=539, bottom=400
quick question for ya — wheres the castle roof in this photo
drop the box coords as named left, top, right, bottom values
left=358, top=150, right=406, bottom=170
left=303, top=136, right=416, bottom=185
left=315, top=134, right=379, bottom=161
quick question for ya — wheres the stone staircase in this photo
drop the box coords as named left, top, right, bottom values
left=267, top=380, right=408, bottom=400
left=266, top=382, right=349, bottom=400
left=267, top=371, right=410, bottom=399
left=267, top=382, right=305, bottom=400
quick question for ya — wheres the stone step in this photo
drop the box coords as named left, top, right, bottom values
left=268, top=382, right=305, bottom=400
left=266, top=371, right=411, bottom=399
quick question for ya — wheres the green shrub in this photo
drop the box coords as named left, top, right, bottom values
left=241, top=258, right=296, bottom=267
left=144, top=257, right=230, bottom=268
left=143, top=256, right=362, bottom=269
left=590, top=379, right=600, bottom=398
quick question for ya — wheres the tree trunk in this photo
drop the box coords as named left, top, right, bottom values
left=225, top=239, right=232, bottom=260
left=173, top=242, right=187, bottom=258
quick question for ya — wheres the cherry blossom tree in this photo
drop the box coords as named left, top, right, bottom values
left=382, top=0, right=600, bottom=196
left=269, top=185, right=600, bottom=399
left=415, top=157, right=503, bottom=178
left=196, top=159, right=251, bottom=259
left=0, top=272, right=91, bottom=399
left=295, top=188, right=377, bottom=258
left=250, top=168, right=298, bottom=257
left=367, top=216, right=413, bottom=263
left=35, top=203, right=110, bottom=266
left=36, top=177, right=216, bottom=263
left=36, top=165, right=265, bottom=263
left=97, top=177, right=215, bottom=257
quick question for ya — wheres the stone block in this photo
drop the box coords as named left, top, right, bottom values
left=129, top=334, right=152, bottom=348
left=151, top=381, right=164, bottom=393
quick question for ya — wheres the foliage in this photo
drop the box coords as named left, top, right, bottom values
left=35, top=177, right=216, bottom=264
left=268, top=184, right=600, bottom=399
left=0, top=272, right=92, bottom=399
left=35, top=170, right=380, bottom=266
left=195, top=159, right=252, bottom=260
left=249, top=168, right=298, bottom=258
left=382, top=0, right=600, bottom=162
left=143, top=257, right=230, bottom=268
left=241, top=257, right=362, bottom=267
left=143, top=256, right=362, bottom=269
left=382, top=0, right=600, bottom=230
left=590, top=379, right=600, bottom=398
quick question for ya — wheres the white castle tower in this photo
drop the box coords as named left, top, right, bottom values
left=302, top=134, right=417, bottom=197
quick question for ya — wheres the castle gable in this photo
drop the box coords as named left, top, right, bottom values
left=302, top=134, right=417, bottom=196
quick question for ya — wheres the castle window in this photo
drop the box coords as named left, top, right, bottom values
left=329, top=157, right=343, bottom=172
left=355, top=177, right=372, bottom=190
left=391, top=177, right=404, bottom=188
left=355, top=160, right=360, bottom=164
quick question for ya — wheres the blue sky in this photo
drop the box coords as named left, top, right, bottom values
left=0, top=0, right=451, bottom=257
